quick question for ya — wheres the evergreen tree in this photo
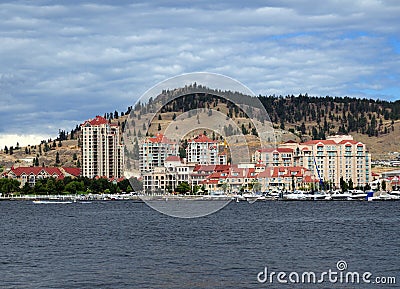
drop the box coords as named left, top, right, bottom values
left=56, top=152, right=60, bottom=164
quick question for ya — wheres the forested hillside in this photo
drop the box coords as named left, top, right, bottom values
left=1, top=88, right=399, bottom=169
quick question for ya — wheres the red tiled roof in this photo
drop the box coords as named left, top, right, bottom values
left=257, top=169, right=273, bottom=178
left=193, top=164, right=230, bottom=173
left=8, top=167, right=64, bottom=179
left=277, top=148, right=293, bottom=153
left=303, top=175, right=318, bottom=183
left=302, top=140, right=337, bottom=145
left=82, top=115, right=108, bottom=126
left=338, top=140, right=359, bottom=145
left=147, top=133, right=174, bottom=144
left=257, top=147, right=293, bottom=153
left=207, top=172, right=226, bottom=179
left=257, top=148, right=275, bottom=153
left=63, top=167, right=81, bottom=177
left=165, top=156, right=181, bottom=162
left=190, top=134, right=215, bottom=143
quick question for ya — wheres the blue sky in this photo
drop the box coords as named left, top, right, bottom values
left=0, top=0, right=399, bottom=148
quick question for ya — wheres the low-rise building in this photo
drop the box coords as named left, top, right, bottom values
left=2, top=166, right=81, bottom=187
left=261, top=135, right=371, bottom=189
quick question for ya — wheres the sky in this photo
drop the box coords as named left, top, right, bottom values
left=0, top=0, right=399, bottom=148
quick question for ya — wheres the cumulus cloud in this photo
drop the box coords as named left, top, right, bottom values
left=0, top=0, right=399, bottom=148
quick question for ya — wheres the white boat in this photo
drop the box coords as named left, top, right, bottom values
left=371, top=193, right=400, bottom=201
left=268, top=191, right=281, bottom=198
left=231, top=194, right=245, bottom=202
left=284, top=190, right=307, bottom=200
left=33, top=200, right=73, bottom=204
left=348, top=190, right=368, bottom=200
left=305, top=191, right=329, bottom=200
left=330, top=191, right=352, bottom=200
left=390, top=190, right=400, bottom=196
left=242, top=193, right=260, bottom=203
left=256, top=195, right=268, bottom=201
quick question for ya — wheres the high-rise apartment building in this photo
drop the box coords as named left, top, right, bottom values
left=139, top=133, right=178, bottom=173
left=186, top=134, right=219, bottom=165
left=81, top=116, right=124, bottom=178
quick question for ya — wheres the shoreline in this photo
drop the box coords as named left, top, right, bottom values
left=1, top=192, right=399, bottom=202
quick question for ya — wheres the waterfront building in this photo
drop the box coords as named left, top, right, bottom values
left=252, top=147, right=294, bottom=167
left=142, top=156, right=195, bottom=193
left=139, top=133, right=178, bottom=173
left=277, top=135, right=371, bottom=188
left=186, top=134, right=219, bottom=165
left=81, top=116, right=124, bottom=179
left=1, top=166, right=80, bottom=187
left=256, top=166, right=317, bottom=192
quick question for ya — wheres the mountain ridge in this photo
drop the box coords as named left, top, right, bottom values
left=0, top=90, right=399, bottom=170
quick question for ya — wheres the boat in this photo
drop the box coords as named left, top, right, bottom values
left=330, top=191, right=352, bottom=200
left=305, top=191, right=329, bottom=200
left=268, top=191, right=281, bottom=199
left=231, top=194, right=245, bottom=202
left=242, top=192, right=260, bottom=203
left=390, top=190, right=400, bottom=196
left=348, top=189, right=368, bottom=200
left=33, top=200, right=73, bottom=204
left=369, top=192, right=400, bottom=201
left=256, top=195, right=268, bottom=201
left=283, top=190, right=307, bottom=200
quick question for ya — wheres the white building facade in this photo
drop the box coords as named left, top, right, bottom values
left=186, top=134, right=219, bottom=165
left=139, top=133, right=178, bottom=173
left=81, top=116, right=124, bottom=179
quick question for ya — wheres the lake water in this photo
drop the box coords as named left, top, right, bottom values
left=0, top=200, right=399, bottom=288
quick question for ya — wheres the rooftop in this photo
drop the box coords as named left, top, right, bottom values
left=190, top=134, right=216, bottom=143
left=82, top=115, right=108, bottom=126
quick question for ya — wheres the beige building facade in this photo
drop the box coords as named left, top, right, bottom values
left=81, top=116, right=124, bottom=179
